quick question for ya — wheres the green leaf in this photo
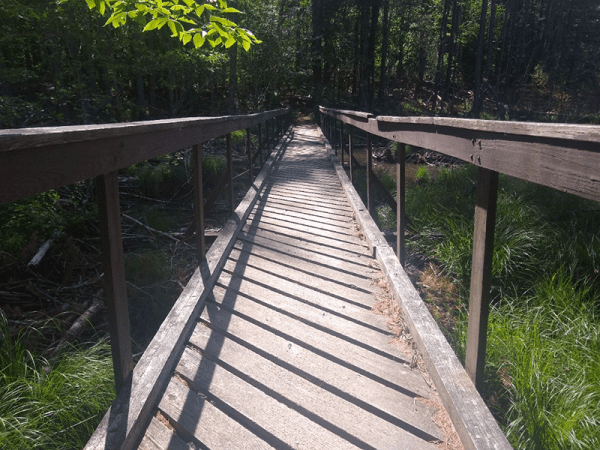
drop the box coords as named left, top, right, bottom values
left=182, top=33, right=192, bottom=45
left=127, top=10, right=138, bottom=18
left=210, top=15, right=235, bottom=27
left=193, top=33, right=205, bottom=48
left=218, top=0, right=227, bottom=8
left=222, top=7, right=241, bottom=13
left=167, top=20, right=177, bottom=36
left=99, top=0, right=106, bottom=15
left=242, top=39, right=250, bottom=51
left=143, top=18, right=161, bottom=31
left=195, top=5, right=205, bottom=16
left=204, top=4, right=217, bottom=10
left=182, top=0, right=195, bottom=7
left=224, top=35, right=235, bottom=48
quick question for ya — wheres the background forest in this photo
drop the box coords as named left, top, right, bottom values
left=1, top=1, right=600, bottom=449
left=2, top=0, right=600, bottom=128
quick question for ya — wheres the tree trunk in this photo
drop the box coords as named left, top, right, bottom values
left=228, top=45, right=237, bottom=114
left=473, top=0, right=489, bottom=117
left=378, top=0, right=390, bottom=109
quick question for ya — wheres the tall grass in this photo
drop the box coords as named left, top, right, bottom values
left=385, top=164, right=600, bottom=449
left=0, top=312, right=114, bottom=450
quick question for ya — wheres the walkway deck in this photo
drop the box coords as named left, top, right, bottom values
left=136, top=126, right=445, bottom=449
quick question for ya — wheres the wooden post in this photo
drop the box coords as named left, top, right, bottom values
left=247, top=128, right=253, bottom=183
left=349, top=127, right=354, bottom=182
left=340, top=122, right=344, bottom=167
left=96, top=171, right=133, bottom=392
left=258, top=123, right=263, bottom=167
left=334, top=119, right=338, bottom=156
left=367, top=133, right=373, bottom=215
left=465, top=167, right=499, bottom=390
left=396, top=143, right=406, bottom=266
left=226, top=133, right=234, bottom=213
left=192, top=144, right=205, bottom=261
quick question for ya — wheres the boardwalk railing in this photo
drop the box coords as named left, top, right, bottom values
left=0, top=108, right=292, bottom=392
left=319, top=105, right=600, bottom=447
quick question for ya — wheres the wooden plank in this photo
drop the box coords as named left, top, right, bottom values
left=216, top=269, right=389, bottom=336
left=138, top=417, right=189, bottom=450
left=246, top=209, right=362, bottom=243
left=157, top=377, right=276, bottom=450
left=250, top=202, right=353, bottom=228
left=231, top=239, right=375, bottom=292
left=238, top=229, right=372, bottom=271
left=96, top=171, right=133, bottom=392
left=257, top=191, right=353, bottom=213
left=242, top=223, right=372, bottom=261
left=200, top=297, right=432, bottom=402
left=188, top=322, right=442, bottom=448
left=176, top=346, right=363, bottom=449
left=226, top=133, right=234, bottom=213
left=214, top=269, right=415, bottom=368
left=0, top=109, right=289, bottom=205
left=262, top=187, right=352, bottom=208
left=320, top=123, right=512, bottom=450
left=245, top=212, right=368, bottom=252
left=255, top=196, right=353, bottom=218
left=226, top=248, right=376, bottom=307
left=83, top=121, right=293, bottom=450
left=465, top=168, right=498, bottom=389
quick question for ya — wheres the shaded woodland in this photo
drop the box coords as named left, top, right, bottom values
left=2, top=0, right=600, bottom=128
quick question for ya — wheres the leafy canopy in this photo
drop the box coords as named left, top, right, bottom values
left=67, top=0, right=261, bottom=50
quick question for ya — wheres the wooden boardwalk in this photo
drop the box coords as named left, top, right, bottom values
left=138, top=126, right=444, bottom=450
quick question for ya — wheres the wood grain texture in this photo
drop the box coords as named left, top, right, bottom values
left=317, top=124, right=512, bottom=450
left=83, top=124, right=294, bottom=450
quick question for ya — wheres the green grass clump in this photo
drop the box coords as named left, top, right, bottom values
left=0, top=312, right=114, bottom=450
left=400, top=164, right=600, bottom=450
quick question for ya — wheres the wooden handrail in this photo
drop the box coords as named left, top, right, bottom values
left=320, top=105, right=600, bottom=450
left=0, top=109, right=289, bottom=206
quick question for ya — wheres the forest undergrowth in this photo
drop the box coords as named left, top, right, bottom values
left=374, top=158, right=600, bottom=450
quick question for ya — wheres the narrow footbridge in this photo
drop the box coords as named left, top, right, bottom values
left=4, top=107, right=598, bottom=450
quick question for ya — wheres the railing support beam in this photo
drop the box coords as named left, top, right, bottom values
left=192, top=144, right=206, bottom=262
left=396, top=143, right=406, bottom=266
left=226, top=133, right=234, bottom=213
left=366, top=133, right=373, bottom=215
left=349, top=127, right=354, bottom=182
left=96, top=171, right=133, bottom=392
left=465, top=167, right=499, bottom=390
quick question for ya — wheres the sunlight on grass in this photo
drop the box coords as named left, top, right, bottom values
left=0, top=312, right=114, bottom=450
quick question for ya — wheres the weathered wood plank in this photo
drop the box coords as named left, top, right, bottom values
left=238, top=229, right=373, bottom=272
left=188, top=322, right=442, bottom=448
left=250, top=202, right=353, bottom=228
left=259, top=191, right=352, bottom=213
left=242, top=220, right=370, bottom=255
left=226, top=248, right=378, bottom=306
left=254, top=196, right=354, bottom=218
left=138, top=417, right=189, bottom=450
left=204, top=289, right=420, bottom=394
left=176, top=346, right=364, bottom=449
left=157, top=377, right=275, bottom=450
left=231, top=238, right=376, bottom=292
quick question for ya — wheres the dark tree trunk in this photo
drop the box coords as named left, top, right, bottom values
left=378, top=0, right=389, bottom=109
left=473, top=0, right=489, bottom=116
